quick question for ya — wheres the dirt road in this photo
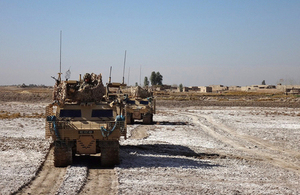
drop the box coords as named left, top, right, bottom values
left=16, top=148, right=67, bottom=195
left=15, top=148, right=118, bottom=195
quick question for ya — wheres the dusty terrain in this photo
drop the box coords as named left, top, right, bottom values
left=0, top=88, right=300, bottom=194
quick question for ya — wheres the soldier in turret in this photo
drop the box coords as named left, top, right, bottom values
left=80, top=73, right=93, bottom=90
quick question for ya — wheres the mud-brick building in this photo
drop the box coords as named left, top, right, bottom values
left=276, top=85, right=300, bottom=94
left=241, top=85, right=276, bottom=91
left=198, top=86, right=212, bottom=93
left=155, top=84, right=171, bottom=91
left=228, top=86, right=242, bottom=91
left=182, top=87, right=189, bottom=92
left=209, top=85, right=228, bottom=93
left=188, top=86, right=200, bottom=92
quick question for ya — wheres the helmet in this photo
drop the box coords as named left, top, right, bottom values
left=83, top=73, right=91, bottom=80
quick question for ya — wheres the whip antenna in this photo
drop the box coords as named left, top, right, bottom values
left=109, top=66, right=112, bottom=83
left=122, top=50, right=126, bottom=84
left=58, top=30, right=62, bottom=82
left=127, top=67, right=130, bottom=86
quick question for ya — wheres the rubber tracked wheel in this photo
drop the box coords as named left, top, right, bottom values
left=143, top=113, right=153, bottom=124
left=101, top=141, right=120, bottom=167
left=54, top=143, right=72, bottom=167
left=126, top=113, right=134, bottom=124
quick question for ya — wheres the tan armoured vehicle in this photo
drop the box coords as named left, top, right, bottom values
left=125, top=86, right=156, bottom=124
left=45, top=73, right=126, bottom=167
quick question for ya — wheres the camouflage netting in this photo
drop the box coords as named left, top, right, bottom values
left=53, top=73, right=106, bottom=104
left=131, top=86, right=151, bottom=98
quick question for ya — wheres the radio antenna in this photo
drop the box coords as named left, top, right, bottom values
left=127, top=67, right=130, bottom=86
left=122, top=50, right=126, bottom=84
left=58, top=30, right=62, bottom=82
left=140, top=65, right=141, bottom=86
left=109, top=66, right=112, bottom=83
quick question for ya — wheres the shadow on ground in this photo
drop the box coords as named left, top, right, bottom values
left=71, top=144, right=223, bottom=169
left=130, top=121, right=188, bottom=125
left=119, top=144, right=222, bottom=169
left=72, top=155, right=105, bottom=169
left=155, top=121, right=189, bottom=125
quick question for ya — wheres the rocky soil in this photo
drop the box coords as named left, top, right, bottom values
left=0, top=96, right=299, bottom=194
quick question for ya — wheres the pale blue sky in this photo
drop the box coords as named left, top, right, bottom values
left=1, top=0, right=299, bottom=86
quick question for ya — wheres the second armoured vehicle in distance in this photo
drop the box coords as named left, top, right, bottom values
left=125, top=86, right=156, bottom=124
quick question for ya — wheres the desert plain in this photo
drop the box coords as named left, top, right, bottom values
left=0, top=86, right=300, bottom=195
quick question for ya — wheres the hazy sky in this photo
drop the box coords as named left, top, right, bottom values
left=1, top=0, right=300, bottom=86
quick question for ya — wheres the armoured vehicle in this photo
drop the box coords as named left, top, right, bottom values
left=125, top=86, right=156, bottom=124
left=45, top=73, right=126, bottom=167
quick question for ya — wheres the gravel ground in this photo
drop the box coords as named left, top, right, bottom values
left=0, top=101, right=299, bottom=194
left=117, top=106, right=300, bottom=194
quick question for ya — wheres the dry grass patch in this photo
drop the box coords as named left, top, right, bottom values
left=0, top=111, right=45, bottom=119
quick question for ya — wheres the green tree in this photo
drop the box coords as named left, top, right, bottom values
left=144, top=76, right=149, bottom=87
left=262, top=80, right=266, bottom=85
left=135, top=82, right=138, bottom=86
left=149, top=71, right=163, bottom=86
left=179, top=83, right=183, bottom=92
left=150, top=71, right=157, bottom=85
left=156, top=72, right=163, bottom=85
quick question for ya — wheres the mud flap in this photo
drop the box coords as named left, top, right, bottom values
left=143, top=113, right=153, bottom=124
left=126, top=113, right=134, bottom=124
left=100, top=141, right=120, bottom=167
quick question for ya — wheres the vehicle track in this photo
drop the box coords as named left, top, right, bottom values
left=15, top=147, right=67, bottom=195
left=79, top=167, right=118, bottom=195
left=182, top=111, right=300, bottom=174
left=16, top=149, right=119, bottom=195
left=129, top=124, right=149, bottom=139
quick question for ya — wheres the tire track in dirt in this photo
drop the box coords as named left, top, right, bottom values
left=204, top=115, right=300, bottom=159
left=79, top=168, right=118, bottom=195
left=129, top=125, right=149, bottom=139
left=79, top=124, right=147, bottom=194
left=15, top=149, right=118, bottom=195
left=16, top=147, right=67, bottom=195
left=182, top=111, right=300, bottom=174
